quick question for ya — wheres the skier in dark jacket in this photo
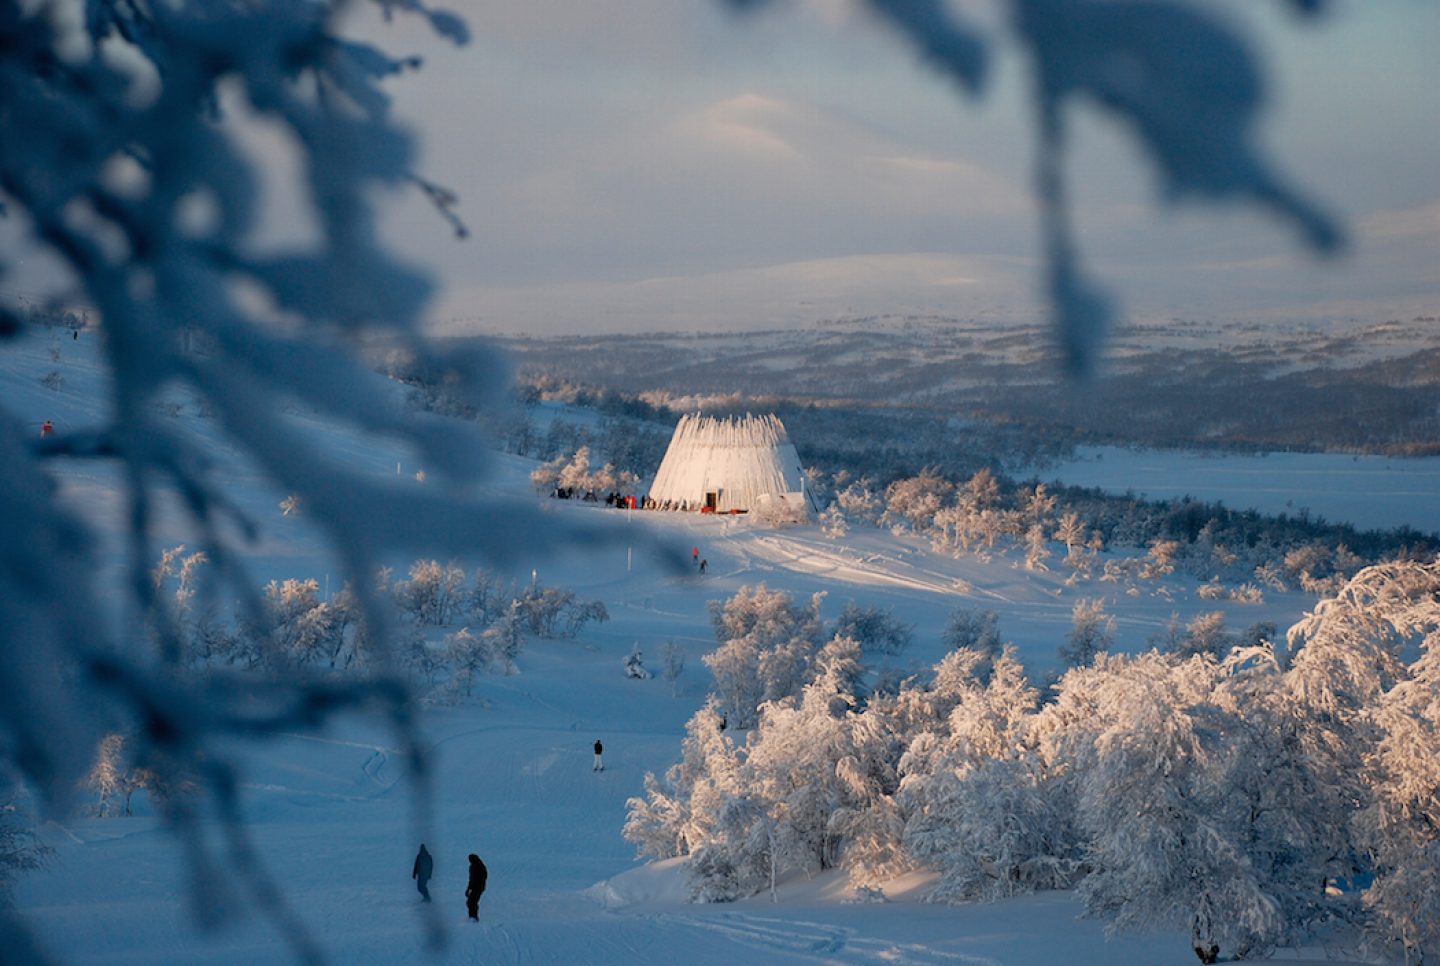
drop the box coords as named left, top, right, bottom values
left=593, top=739, right=604, bottom=772
left=465, top=853, right=488, bottom=921
left=412, top=844, right=434, bottom=901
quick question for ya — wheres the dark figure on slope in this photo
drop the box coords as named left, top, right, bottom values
left=593, top=739, right=604, bottom=772
left=465, top=853, right=488, bottom=921
left=412, top=844, right=433, bottom=902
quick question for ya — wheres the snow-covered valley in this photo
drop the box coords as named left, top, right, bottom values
left=5, top=327, right=1429, bottom=965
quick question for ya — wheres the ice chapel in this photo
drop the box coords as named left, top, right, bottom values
left=648, top=413, right=815, bottom=516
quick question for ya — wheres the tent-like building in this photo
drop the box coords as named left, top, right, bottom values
left=648, top=413, right=814, bottom=516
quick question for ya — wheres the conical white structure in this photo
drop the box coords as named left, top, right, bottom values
left=648, top=413, right=812, bottom=515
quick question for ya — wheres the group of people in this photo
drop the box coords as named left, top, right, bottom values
left=550, top=487, right=643, bottom=508
left=412, top=845, right=488, bottom=921
left=412, top=740, right=608, bottom=919
left=546, top=488, right=731, bottom=514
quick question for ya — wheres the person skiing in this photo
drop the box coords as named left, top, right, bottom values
left=465, top=853, right=487, bottom=921
left=691, top=546, right=699, bottom=566
left=592, top=738, right=604, bottom=772
left=40, top=420, right=53, bottom=437
left=412, top=843, right=434, bottom=902
left=699, top=558, right=708, bottom=575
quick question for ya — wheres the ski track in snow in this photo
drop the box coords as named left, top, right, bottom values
left=658, top=912, right=1002, bottom=965
left=740, top=532, right=1015, bottom=603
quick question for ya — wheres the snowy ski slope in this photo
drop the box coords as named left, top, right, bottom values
left=7, top=327, right=1374, bottom=964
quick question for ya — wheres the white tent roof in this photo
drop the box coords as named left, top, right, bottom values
left=648, top=413, right=811, bottom=514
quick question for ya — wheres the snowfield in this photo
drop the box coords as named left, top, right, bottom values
left=7, top=328, right=1394, bottom=964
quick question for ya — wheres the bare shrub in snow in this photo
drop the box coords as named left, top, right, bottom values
left=661, top=641, right=686, bottom=696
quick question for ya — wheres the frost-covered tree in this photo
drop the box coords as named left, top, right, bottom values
left=557, top=445, right=594, bottom=493
left=940, top=607, right=1002, bottom=656
left=1279, top=561, right=1433, bottom=910
left=1142, top=538, right=1181, bottom=580
left=899, top=647, right=1071, bottom=903
left=0, top=0, right=612, bottom=956
left=834, top=477, right=882, bottom=526
left=818, top=503, right=849, bottom=539
left=1330, top=562, right=1440, bottom=964
left=1058, top=597, right=1114, bottom=668
left=1062, top=652, right=1285, bottom=962
left=685, top=637, right=892, bottom=901
left=1176, top=611, right=1235, bottom=660
left=0, top=794, right=49, bottom=944
left=479, top=601, right=526, bottom=673
left=834, top=601, right=913, bottom=657
left=530, top=453, right=569, bottom=494
left=625, top=700, right=740, bottom=861
left=704, top=585, right=826, bottom=727
left=395, top=559, right=468, bottom=627
left=1023, top=522, right=1052, bottom=572
left=883, top=469, right=953, bottom=532
left=442, top=627, right=487, bottom=698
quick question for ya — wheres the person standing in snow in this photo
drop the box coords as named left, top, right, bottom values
left=699, top=559, right=707, bottom=574
left=465, top=853, right=487, bottom=921
left=691, top=546, right=699, bottom=566
left=592, top=739, right=604, bottom=772
left=412, top=843, right=434, bottom=902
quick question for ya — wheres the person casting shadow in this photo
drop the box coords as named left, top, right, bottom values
left=412, top=843, right=433, bottom=902
left=465, top=853, right=488, bottom=921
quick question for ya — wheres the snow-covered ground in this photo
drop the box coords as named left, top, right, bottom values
left=7, top=328, right=1375, bottom=964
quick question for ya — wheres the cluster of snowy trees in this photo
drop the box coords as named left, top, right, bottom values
left=700, top=585, right=916, bottom=729
left=153, top=552, right=607, bottom=690
left=818, top=467, right=1432, bottom=599
left=529, top=445, right=641, bottom=498
left=628, top=562, right=1440, bottom=964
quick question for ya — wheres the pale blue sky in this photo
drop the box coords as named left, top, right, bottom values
left=353, top=0, right=1437, bottom=336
